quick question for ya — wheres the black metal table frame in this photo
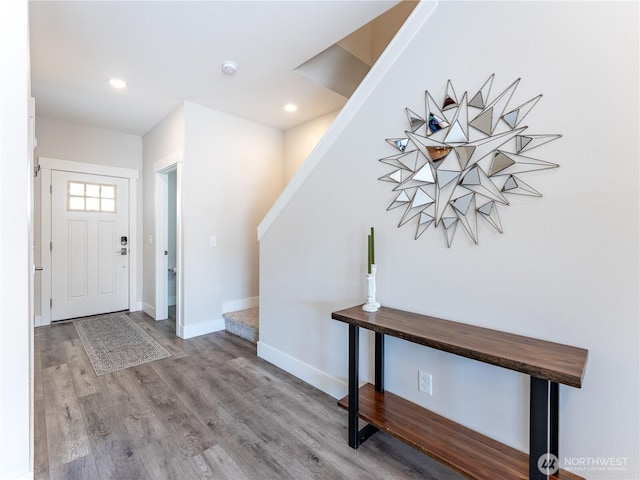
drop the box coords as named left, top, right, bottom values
left=347, top=324, right=560, bottom=480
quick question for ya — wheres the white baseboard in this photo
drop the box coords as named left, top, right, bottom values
left=222, top=296, right=259, bottom=313
left=142, top=302, right=155, bottom=319
left=257, top=341, right=346, bottom=400
left=34, top=314, right=44, bottom=327
left=129, top=301, right=142, bottom=312
left=181, top=317, right=225, bottom=339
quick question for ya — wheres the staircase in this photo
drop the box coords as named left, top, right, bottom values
left=223, top=307, right=259, bottom=344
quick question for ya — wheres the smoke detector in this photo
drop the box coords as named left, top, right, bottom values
left=221, top=61, right=239, bottom=75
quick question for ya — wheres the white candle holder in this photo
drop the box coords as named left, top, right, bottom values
left=362, top=264, right=381, bottom=312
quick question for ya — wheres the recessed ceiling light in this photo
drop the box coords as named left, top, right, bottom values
left=109, top=78, right=127, bottom=89
left=284, top=103, right=298, bottom=112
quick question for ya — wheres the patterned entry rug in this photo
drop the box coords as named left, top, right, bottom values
left=74, top=314, right=171, bottom=376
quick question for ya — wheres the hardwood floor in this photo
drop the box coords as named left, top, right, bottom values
left=35, top=311, right=464, bottom=480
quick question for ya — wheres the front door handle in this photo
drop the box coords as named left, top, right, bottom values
left=116, top=248, right=128, bottom=255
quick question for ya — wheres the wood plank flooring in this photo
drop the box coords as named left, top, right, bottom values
left=35, top=311, right=464, bottom=480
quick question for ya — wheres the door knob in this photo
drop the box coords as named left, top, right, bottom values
left=116, top=248, right=128, bottom=255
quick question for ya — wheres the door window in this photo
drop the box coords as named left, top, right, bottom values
left=68, top=181, right=116, bottom=212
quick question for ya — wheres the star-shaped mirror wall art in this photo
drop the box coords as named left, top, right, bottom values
left=379, top=75, right=561, bottom=247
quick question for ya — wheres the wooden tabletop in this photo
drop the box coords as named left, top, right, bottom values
left=332, top=305, right=588, bottom=388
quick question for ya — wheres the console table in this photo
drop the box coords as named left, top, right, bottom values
left=332, top=305, right=588, bottom=480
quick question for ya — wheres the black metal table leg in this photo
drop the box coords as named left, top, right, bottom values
left=375, top=332, right=384, bottom=393
left=530, top=377, right=560, bottom=479
left=347, top=324, right=379, bottom=449
left=348, top=324, right=360, bottom=448
left=550, top=381, right=559, bottom=458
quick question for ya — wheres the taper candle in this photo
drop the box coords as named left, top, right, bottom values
left=370, top=227, right=375, bottom=264
left=367, top=234, right=372, bottom=274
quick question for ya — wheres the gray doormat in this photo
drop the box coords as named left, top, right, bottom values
left=74, top=314, right=171, bottom=376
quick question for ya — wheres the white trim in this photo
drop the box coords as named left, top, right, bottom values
left=34, top=315, right=43, bottom=328
left=153, top=151, right=184, bottom=337
left=154, top=171, right=168, bottom=320
left=39, top=157, right=138, bottom=179
left=257, top=1, right=438, bottom=241
left=222, top=296, right=259, bottom=313
left=182, top=317, right=225, bottom=339
left=39, top=167, right=51, bottom=325
left=38, top=157, right=139, bottom=325
left=257, top=341, right=347, bottom=400
left=152, top=150, right=182, bottom=174
left=28, top=96, right=36, bottom=478
left=130, top=301, right=142, bottom=312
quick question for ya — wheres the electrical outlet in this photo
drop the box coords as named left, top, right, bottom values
left=418, top=370, right=432, bottom=395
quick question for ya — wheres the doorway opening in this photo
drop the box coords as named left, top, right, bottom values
left=167, top=169, right=177, bottom=323
left=153, top=153, right=183, bottom=337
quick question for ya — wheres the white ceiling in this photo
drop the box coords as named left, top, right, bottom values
left=29, top=1, right=399, bottom=136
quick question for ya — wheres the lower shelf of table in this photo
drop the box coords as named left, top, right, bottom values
left=338, top=383, right=583, bottom=480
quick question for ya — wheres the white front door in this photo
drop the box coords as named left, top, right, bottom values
left=51, top=170, right=129, bottom=321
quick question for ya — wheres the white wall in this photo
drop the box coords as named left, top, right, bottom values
left=259, top=2, right=639, bottom=479
left=0, top=0, right=31, bottom=478
left=34, top=116, right=144, bottom=312
left=180, top=102, right=283, bottom=335
left=141, top=104, right=185, bottom=316
left=35, top=116, right=142, bottom=169
left=142, top=102, right=283, bottom=336
left=283, top=110, right=339, bottom=183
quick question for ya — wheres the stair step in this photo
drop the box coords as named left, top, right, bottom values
left=223, top=307, right=259, bottom=344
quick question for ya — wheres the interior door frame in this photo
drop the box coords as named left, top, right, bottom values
left=39, top=157, right=139, bottom=326
left=153, top=151, right=184, bottom=337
